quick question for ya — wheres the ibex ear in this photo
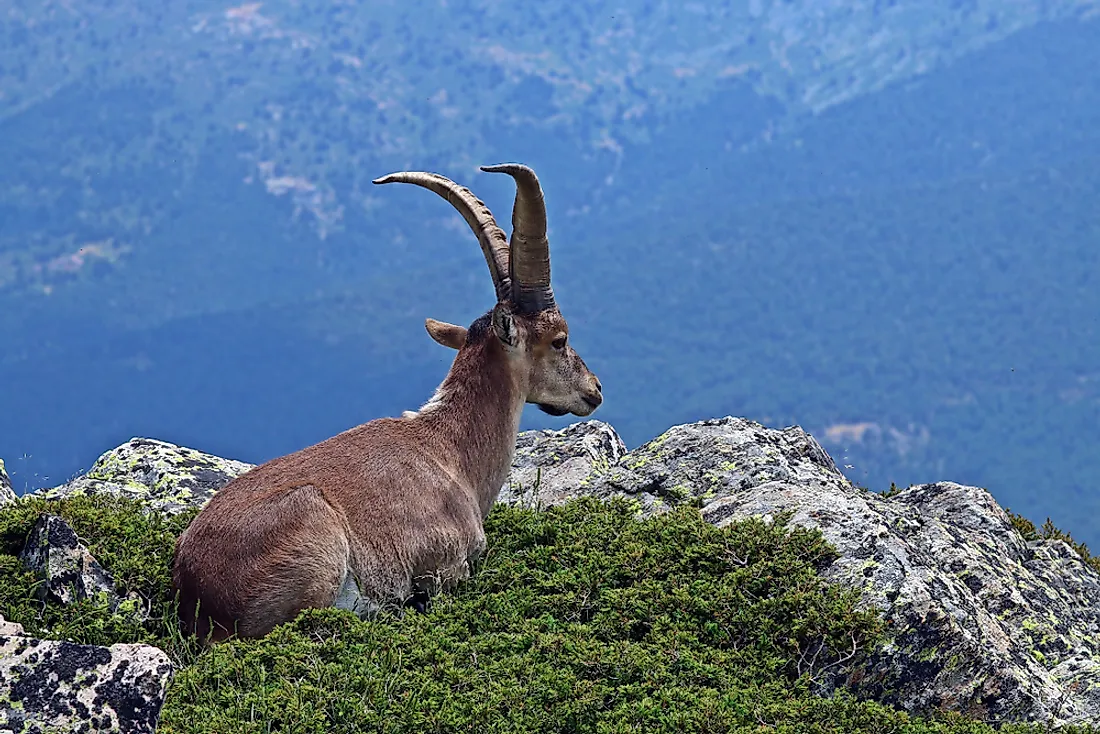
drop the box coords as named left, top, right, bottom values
left=491, top=305, right=518, bottom=347
left=425, top=318, right=467, bottom=350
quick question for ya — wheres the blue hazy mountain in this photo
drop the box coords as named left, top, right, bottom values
left=2, top=2, right=1099, bottom=543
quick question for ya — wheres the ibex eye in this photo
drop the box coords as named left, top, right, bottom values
left=552, top=336, right=567, bottom=350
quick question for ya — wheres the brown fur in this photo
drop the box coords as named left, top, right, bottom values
left=172, top=304, right=601, bottom=642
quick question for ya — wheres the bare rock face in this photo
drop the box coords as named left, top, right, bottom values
left=0, top=633, right=173, bottom=734
left=0, top=458, right=15, bottom=507
left=498, top=416, right=1100, bottom=727
left=498, top=420, right=627, bottom=509
left=707, top=476, right=1100, bottom=725
left=18, top=515, right=145, bottom=621
left=33, top=437, right=254, bottom=514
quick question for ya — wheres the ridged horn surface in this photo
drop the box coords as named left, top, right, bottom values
left=480, top=163, right=555, bottom=312
left=372, top=171, right=511, bottom=302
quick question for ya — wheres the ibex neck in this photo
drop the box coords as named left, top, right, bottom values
left=413, top=338, right=525, bottom=515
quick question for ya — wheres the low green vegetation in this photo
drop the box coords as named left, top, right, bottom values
left=0, top=493, right=202, bottom=663
left=1007, top=508, right=1100, bottom=576
left=1, top=494, right=1097, bottom=733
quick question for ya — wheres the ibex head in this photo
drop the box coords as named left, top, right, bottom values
left=374, top=163, right=602, bottom=418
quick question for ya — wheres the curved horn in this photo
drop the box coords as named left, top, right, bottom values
left=372, top=171, right=511, bottom=303
left=480, top=163, right=554, bottom=312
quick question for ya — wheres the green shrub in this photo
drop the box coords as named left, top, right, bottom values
left=0, top=493, right=201, bottom=663
left=1, top=494, right=1095, bottom=733
left=155, top=497, right=1081, bottom=733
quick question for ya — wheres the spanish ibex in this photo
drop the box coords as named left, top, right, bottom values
left=171, top=164, right=602, bottom=641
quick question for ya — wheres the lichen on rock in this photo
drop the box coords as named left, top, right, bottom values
left=498, top=420, right=627, bottom=509
left=18, top=514, right=145, bottom=621
left=33, top=437, right=254, bottom=515
left=0, top=634, right=173, bottom=734
left=707, top=476, right=1098, bottom=724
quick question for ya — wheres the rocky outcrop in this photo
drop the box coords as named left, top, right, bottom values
left=19, top=515, right=146, bottom=621
left=0, top=458, right=15, bottom=507
left=494, top=417, right=1100, bottom=727
left=19, top=417, right=1100, bottom=727
left=34, top=437, right=254, bottom=514
left=497, top=416, right=845, bottom=515
left=0, top=632, right=173, bottom=734
left=499, top=420, right=627, bottom=509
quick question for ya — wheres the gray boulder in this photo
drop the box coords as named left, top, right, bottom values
left=33, top=424, right=626, bottom=516
left=0, top=634, right=173, bottom=734
left=499, top=416, right=1100, bottom=727
left=498, top=420, right=627, bottom=509
left=707, top=476, right=1100, bottom=725
left=19, top=515, right=145, bottom=621
left=34, top=437, right=254, bottom=514
left=0, top=458, right=15, bottom=507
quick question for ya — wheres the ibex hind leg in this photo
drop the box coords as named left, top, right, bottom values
left=238, top=484, right=354, bottom=638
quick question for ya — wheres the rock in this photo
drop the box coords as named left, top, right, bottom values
left=0, top=614, right=24, bottom=637
left=609, top=416, right=844, bottom=513
left=34, top=437, right=254, bottom=514
left=498, top=420, right=627, bottom=509
left=37, top=425, right=623, bottom=517
left=0, top=635, right=173, bottom=734
left=501, top=416, right=845, bottom=517
left=502, top=415, right=1100, bottom=726
left=18, top=515, right=145, bottom=621
left=0, top=458, right=15, bottom=507
left=706, top=476, right=1095, bottom=725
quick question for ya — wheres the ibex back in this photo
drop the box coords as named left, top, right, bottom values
left=171, top=164, right=602, bottom=641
